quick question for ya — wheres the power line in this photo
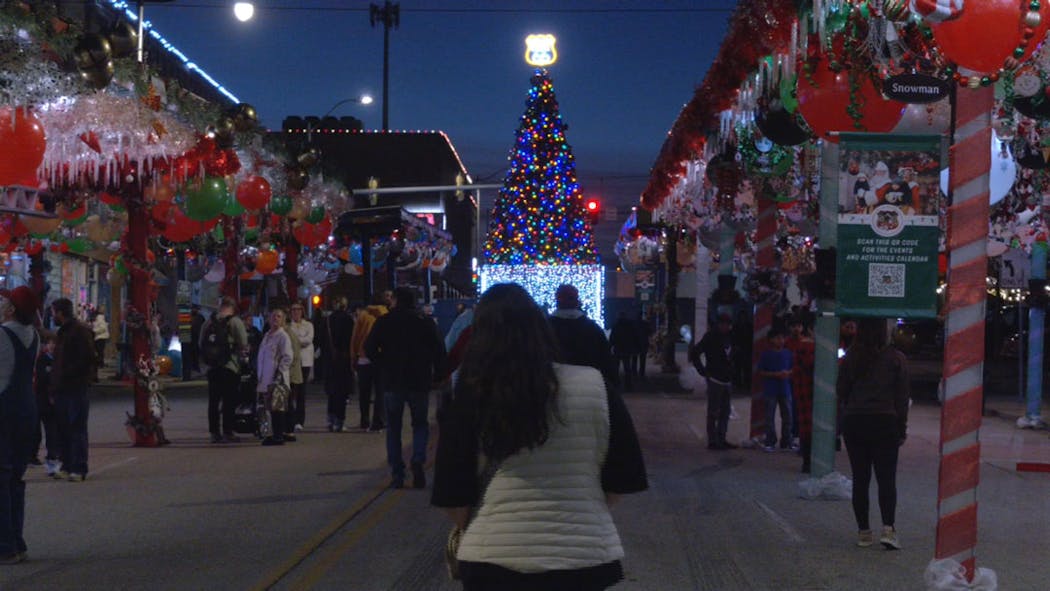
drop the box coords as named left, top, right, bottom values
left=150, top=4, right=733, bottom=14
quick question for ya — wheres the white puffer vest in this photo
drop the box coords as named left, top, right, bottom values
left=456, top=363, right=623, bottom=573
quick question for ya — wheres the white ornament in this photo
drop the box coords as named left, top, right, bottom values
left=1014, top=73, right=1043, bottom=98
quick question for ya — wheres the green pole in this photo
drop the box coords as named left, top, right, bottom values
left=812, top=140, right=840, bottom=477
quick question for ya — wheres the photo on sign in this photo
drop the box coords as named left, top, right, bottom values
left=839, top=145, right=942, bottom=216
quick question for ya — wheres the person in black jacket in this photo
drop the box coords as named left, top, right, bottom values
left=50, top=298, right=95, bottom=481
left=609, top=311, right=641, bottom=391
left=548, top=284, right=617, bottom=388
left=364, top=287, right=446, bottom=489
left=689, top=313, right=737, bottom=450
left=324, top=297, right=355, bottom=432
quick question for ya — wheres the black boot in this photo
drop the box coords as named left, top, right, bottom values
left=411, top=462, right=426, bottom=489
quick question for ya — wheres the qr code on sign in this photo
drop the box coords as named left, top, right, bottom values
left=868, top=263, right=905, bottom=298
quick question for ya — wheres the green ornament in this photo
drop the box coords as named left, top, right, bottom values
left=269, top=194, right=292, bottom=216
left=115, top=256, right=128, bottom=275
left=108, top=202, right=126, bottom=213
left=66, top=238, right=93, bottom=254
left=245, top=227, right=259, bottom=244
left=826, top=7, right=849, bottom=33
left=29, top=231, right=52, bottom=240
left=63, top=213, right=89, bottom=227
left=183, top=176, right=230, bottom=222
left=212, top=225, right=225, bottom=242
left=223, top=197, right=245, bottom=216
left=306, top=205, right=325, bottom=224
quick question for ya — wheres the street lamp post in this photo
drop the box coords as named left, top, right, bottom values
left=307, top=95, right=373, bottom=142
left=369, top=1, right=399, bottom=131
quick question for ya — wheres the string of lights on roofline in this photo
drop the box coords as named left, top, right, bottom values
left=106, top=0, right=241, bottom=104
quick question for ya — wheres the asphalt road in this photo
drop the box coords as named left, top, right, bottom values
left=1, top=381, right=1048, bottom=590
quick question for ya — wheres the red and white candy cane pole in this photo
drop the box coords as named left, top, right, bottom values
left=750, top=194, right=777, bottom=441
left=936, top=85, right=992, bottom=581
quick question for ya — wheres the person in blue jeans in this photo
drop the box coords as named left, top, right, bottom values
left=758, top=328, right=793, bottom=452
left=364, top=287, right=446, bottom=489
left=0, top=286, right=41, bottom=564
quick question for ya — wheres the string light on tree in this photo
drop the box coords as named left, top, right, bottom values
left=483, top=68, right=598, bottom=265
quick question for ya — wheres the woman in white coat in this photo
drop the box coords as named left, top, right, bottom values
left=287, top=302, right=314, bottom=432
left=256, top=309, right=293, bottom=446
left=432, top=283, right=648, bottom=590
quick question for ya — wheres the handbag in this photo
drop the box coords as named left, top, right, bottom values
left=264, top=338, right=290, bottom=413
left=266, top=371, right=289, bottom=412
left=445, top=457, right=499, bottom=580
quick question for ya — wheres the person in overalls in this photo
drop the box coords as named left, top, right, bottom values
left=0, top=286, right=40, bottom=564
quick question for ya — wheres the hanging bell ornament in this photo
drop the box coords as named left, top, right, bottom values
left=212, top=116, right=237, bottom=149
left=287, top=167, right=310, bottom=191
left=80, top=61, right=115, bottom=90
left=73, top=34, right=112, bottom=71
left=227, top=103, right=258, bottom=132
left=297, top=147, right=321, bottom=168
left=107, top=20, right=138, bottom=59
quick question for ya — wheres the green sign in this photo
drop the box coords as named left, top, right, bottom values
left=836, top=133, right=942, bottom=319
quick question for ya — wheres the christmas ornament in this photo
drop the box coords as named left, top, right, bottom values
left=0, top=107, right=46, bottom=186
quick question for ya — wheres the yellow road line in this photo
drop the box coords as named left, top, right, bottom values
left=248, top=483, right=390, bottom=591
left=288, top=490, right=406, bottom=590
left=249, top=419, right=442, bottom=590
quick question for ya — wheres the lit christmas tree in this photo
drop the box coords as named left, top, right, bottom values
left=481, top=69, right=604, bottom=322
left=484, top=69, right=598, bottom=265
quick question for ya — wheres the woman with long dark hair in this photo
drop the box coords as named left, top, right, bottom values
left=837, top=317, right=910, bottom=550
left=432, top=283, right=647, bottom=591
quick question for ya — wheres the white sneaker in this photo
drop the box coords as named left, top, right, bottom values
left=294, top=424, right=304, bottom=432
left=857, top=529, right=874, bottom=547
left=880, top=526, right=901, bottom=550
left=45, top=459, right=60, bottom=477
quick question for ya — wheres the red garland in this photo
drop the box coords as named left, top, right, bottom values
left=641, top=0, right=801, bottom=210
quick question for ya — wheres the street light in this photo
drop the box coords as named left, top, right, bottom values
left=306, top=95, right=374, bottom=142
left=233, top=2, right=254, bottom=22
left=321, top=95, right=374, bottom=119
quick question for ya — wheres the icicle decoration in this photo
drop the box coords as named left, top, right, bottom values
left=36, top=92, right=196, bottom=188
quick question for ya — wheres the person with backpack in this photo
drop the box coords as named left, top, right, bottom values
left=201, top=297, right=248, bottom=444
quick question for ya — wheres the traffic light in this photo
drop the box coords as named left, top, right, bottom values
left=585, top=198, right=600, bottom=225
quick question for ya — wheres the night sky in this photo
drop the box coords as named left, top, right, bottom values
left=141, top=0, right=736, bottom=251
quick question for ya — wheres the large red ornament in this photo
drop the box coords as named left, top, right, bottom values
left=235, top=175, right=272, bottom=210
left=931, top=1, right=1050, bottom=75
left=797, top=66, right=904, bottom=142
left=292, top=216, right=332, bottom=248
left=0, top=107, right=46, bottom=186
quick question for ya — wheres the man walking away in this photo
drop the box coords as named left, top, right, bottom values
left=324, top=297, right=354, bottom=432
left=50, top=298, right=95, bottom=481
left=200, top=297, right=248, bottom=443
left=689, top=313, right=737, bottom=450
left=548, top=284, right=617, bottom=387
left=364, top=287, right=445, bottom=489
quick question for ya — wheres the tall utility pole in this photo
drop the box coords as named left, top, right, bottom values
left=370, top=1, right=399, bottom=131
